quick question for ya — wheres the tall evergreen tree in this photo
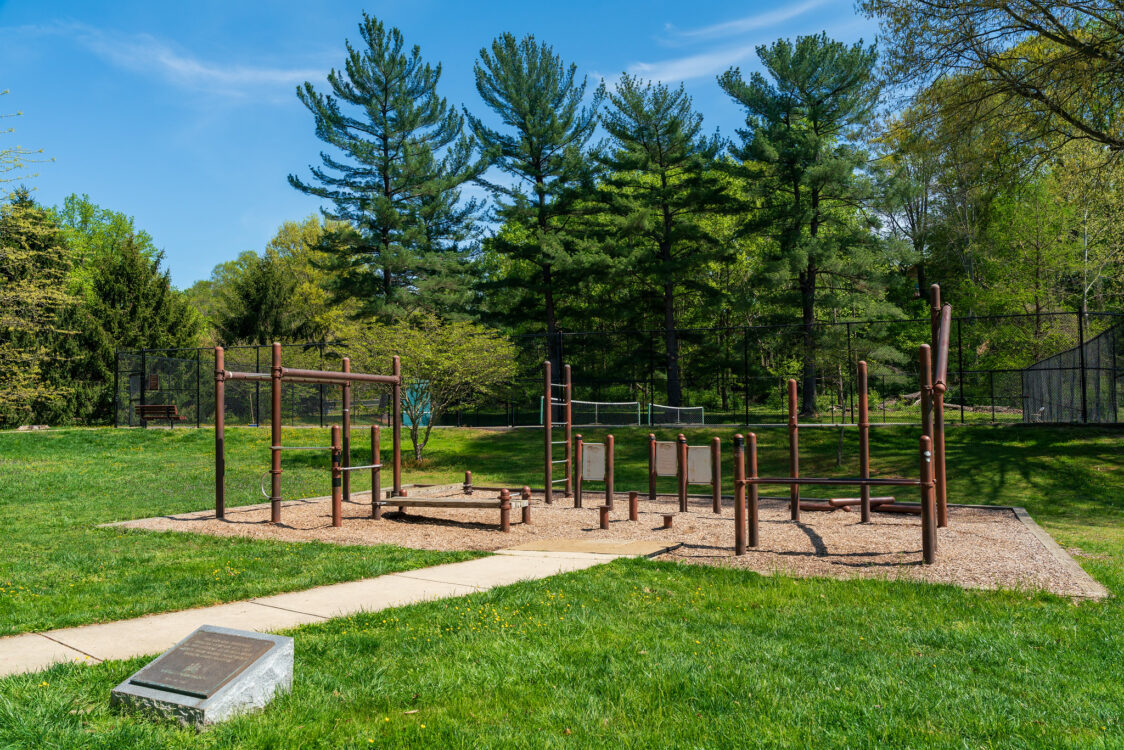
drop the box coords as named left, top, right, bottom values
left=467, top=33, right=602, bottom=370
left=289, top=13, right=480, bottom=319
left=720, top=34, right=883, bottom=416
left=598, top=74, right=732, bottom=406
left=214, top=249, right=302, bottom=345
left=60, top=235, right=201, bottom=422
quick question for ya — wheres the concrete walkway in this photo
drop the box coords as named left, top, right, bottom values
left=0, top=547, right=653, bottom=679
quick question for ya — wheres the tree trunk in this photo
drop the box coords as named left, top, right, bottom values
left=664, top=277, right=682, bottom=407
left=800, top=262, right=817, bottom=418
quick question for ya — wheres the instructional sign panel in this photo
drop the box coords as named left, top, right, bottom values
left=687, top=445, right=712, bottom=484
left=654, top=441, right=677, bottom=477
left=583, top=443, right=606, bottom=481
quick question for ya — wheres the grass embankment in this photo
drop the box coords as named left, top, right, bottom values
left=0, top=424, right=1121, bottom=748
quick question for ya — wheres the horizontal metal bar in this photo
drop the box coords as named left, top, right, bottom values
left=340, top=463, right=382, bottom=472
left=744, top=477, right=925, bottom=487
left=551, top=478, right=568, bottom=484
left=281, top=367, right=399, bottom=384
left=224, top=370, right=269, bottom=381
left=551, top=459, right=568, bottom=464
left=551, top=441, right=567, bottom=444
left=271, top=446, right=329, bottom=451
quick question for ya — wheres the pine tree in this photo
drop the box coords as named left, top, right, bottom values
left=598, top=74, right=733, bottom=406
left=214, top=249, right=302, bottom=345
left=467, top=33, right=602, bottom=369
left=60, top=235, right=201, bottom=422
left=720, top=34, right=882, bottom=416
left=289, top=13, right=480, bottom=319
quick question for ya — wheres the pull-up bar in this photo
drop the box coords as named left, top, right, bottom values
left=214, top=342, right=403, bottom=523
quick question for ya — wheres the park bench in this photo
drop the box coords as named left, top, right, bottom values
left=136, top=403, right=187, bottom=428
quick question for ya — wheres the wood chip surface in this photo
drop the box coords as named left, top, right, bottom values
left=114, top=488, right=1100, bottom=598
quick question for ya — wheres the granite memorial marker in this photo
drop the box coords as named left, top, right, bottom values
left=111, top=625, right=293, bottom=728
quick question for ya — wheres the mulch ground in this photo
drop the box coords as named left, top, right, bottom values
left=112, top=485, right=1101, bottom=598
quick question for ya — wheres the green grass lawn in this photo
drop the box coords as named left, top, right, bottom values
left=0, top=424, right=1122, bottom=748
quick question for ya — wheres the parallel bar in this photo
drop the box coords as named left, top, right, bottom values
left=744, top=477, right=923, bottom=487
left=330, top=425, right=342, bottom=527
left=281, top=367, right=399, bottom=384
left=340, top=463, right=381, bottom=472
left=676, top=434, right=688, bottom=512
left=711, top=436, right=722, bottom=513
left=371, top=425, right=381, bottom=518
left=544, top=360, right=552, bottom=505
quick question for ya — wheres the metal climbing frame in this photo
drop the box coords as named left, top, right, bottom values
left=214, top=342, right=403, bottom=524
left=543, top=360, right=572, bottom=504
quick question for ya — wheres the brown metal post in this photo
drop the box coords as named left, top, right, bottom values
left=270, top=342, right=282, bottom=524
left=342, top=357, right=351, bottom=503
left=463, top=470, right=473, bottom=495
left=544, top=360, right=552, bottom=505
left=499, top=489, right=511, bottom=532
left=747, top=432, right=759, bottom=547
left=214, top=346, right=225, bottom=520
left=564, top=364, right=573, bottom=497
left=676, top=433, right=688, bottom=512
left=628, top=490, right=638, bottom=521
left=371, top=425, right=381, bottom=518
left=788, top=378, right=800, bottom=522
left=574, top=434, right=583, bottom=508
left=648, top=433, right=657, bottom=501
left=920, top=345, right=934, bottom=441
left=330, top=425, right=342, bottom=528
left=599, top=505, right=610, bottom=530
left=858, top=361, right=871, bottom=523
left=521, top=486, right=531, bottom=524
left=605, top=433, right=615, bottom=509
left=930, top=284, right=948, bottom=528
left=392, top=355, right=402, bottom=497
left=711, top=436, right=722, bottom=513
left=733, top=434, right=746, bottom=555
left=933, top=380, right=948, bottom=528
left=920, top=434, right=936, bottom=564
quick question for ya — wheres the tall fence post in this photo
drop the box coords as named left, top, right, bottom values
left=1078, top=309, right=1088, bottom=423
left=957, top=318, right=965, bottom=424
left=195, top=349, right=202, bottom=428
left=113, top=349, right=120, bottom=428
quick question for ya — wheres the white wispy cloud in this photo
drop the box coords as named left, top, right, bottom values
left=627, top=44, right=759, bottom=83
left=664, top=0, right=831, bottom=42
left=10, top=22, right=325, bottom=98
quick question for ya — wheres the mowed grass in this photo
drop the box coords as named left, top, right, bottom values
left=2, top=560, right=1122, bottom=748
left=0, top=424, right=1122, bottom=748
left=0, top=427, right=485, bottom=635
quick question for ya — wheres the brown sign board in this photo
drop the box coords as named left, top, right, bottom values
left=654, top=441, right=677, bottom=477
left=130, top=630, right=273, bottom=699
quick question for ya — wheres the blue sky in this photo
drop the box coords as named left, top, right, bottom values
left=0, top=1, right=875, bottom=288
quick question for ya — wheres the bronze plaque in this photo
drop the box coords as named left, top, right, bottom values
left=130, top=631, right=273, bottom=699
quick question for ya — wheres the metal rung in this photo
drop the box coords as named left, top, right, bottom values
left=551, top=422, right=568, bottom=426
left=551, top=459, right=567, bottom=464
left=340, top=463, right=382, bottom=472
left=550, top=382, right=567, bottom=388
left=551, top=441, right=567, bottom=444
left=272, top=445, right=329, bottom=451
left=551, top=478, right=568, bottom=484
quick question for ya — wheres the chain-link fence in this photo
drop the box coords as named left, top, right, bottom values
left=115, top=310, right=1124, bottom=428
